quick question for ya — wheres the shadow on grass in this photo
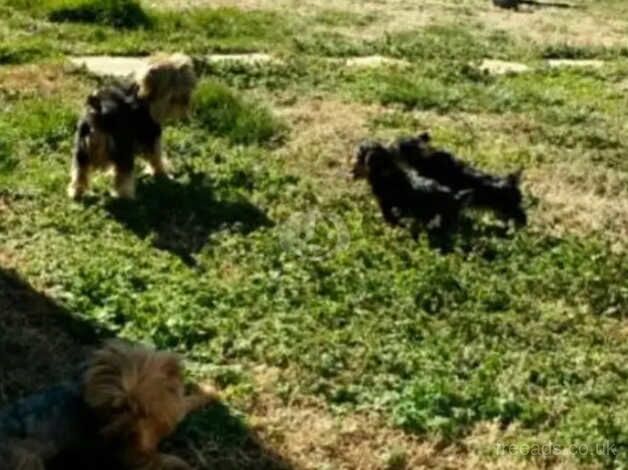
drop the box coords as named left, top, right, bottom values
left=0, top=267, right=296, bottom=469
left=409, top=215, right=514, bottom=254
left=0, top=267, right=110, bottom=405
left=105, top=171, right=273, bottom=266
left=169, top=403, right=296, bottom=470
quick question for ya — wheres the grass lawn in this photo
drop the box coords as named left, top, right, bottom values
left=1, top=0, right=627, bottom=468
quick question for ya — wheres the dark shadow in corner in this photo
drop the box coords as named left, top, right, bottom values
left=0, top=267, right=111, bottom=405
left=168, top=402, right=297, bottom=470
left=0, top=267, right=296, bottom=470
left=104, top=171, right=273, bottom=266
left=417, top=215, right=516, bottom=256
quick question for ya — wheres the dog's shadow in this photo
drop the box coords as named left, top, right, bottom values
left=423, top=215, right=516, bottom=256
left=105, top=172, right=272, bottom=266
left=167, top=402, right=296, bottom=470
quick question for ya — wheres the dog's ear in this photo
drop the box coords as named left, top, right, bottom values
left=508, top=168, right=523, bottom=186
left=418, top=131, right=431, bottom=142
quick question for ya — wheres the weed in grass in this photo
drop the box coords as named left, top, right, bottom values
left=1, top=3, right=291, bottom=57
left=193, top=79, right=285, bottom=146
left=0, top=39, right=57, bottom=65
left=314, top=9, right=378, bottom=28
left=47, top=0, right=151, bottom=29
left=0, top=122, right=18, bottom=175
left=1, top=97, right=76, bottom=152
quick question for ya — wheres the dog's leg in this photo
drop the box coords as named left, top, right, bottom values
left=379, top=202, right=400, bottom=226
left=144, top=137, right=169, bottom=177
left=67, top=142, right=91, bottom=200
left=113, top=162, right=136, bottom=199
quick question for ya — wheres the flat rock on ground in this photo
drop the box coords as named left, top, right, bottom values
left=344, top=55, right=410, bottom=68
left=547, top=59, right=605, bottom=68
left=69, top=56, right=147, bottom=77
left=69, top=54, right=279, bottom=77
left=479, top=59, right=530, bottom=74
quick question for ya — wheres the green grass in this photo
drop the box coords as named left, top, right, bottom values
left=47, top=0, right=151, bottom=29
left=0, top=3, right=291, bottom=59
left=193, top=79, right=285, bottom=145
left=1, top=0, right=628, bottom=467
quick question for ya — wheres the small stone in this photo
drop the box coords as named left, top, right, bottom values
left=479, top=59, right=530, bottom=75
left=344, top=55, right=410, bottom=68
left=547, top=59, right=604, bottom=68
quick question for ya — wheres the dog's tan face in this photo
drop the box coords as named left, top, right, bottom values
left=84, top=341, right=189, bottom=453
left=136, top=53, right=197, bottom=123
left=132, top=361, right=188, bottom=453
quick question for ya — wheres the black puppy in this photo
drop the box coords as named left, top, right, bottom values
left=397, top=133, right=527, bottom=226
left=353, top=141, right=473, bottom=237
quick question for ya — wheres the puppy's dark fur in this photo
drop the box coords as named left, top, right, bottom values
left=397, top=133, right=527, bottom=226
left=353, top=141, right=473, bottom=236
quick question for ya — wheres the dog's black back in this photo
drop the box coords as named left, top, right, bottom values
left=78, top=82, right=161, bottom=168
left=354, top=141, right=472, bottom=232
left=397, top=134, right=526, bottom=225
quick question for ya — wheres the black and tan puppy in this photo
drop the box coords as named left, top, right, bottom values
left=68, top=53, right=197, bottom=200
left=397, top=133, right=527, bottom=226
left=353, top=141, right=473, bottom=236
left=0, top=340, right=218, bottom=470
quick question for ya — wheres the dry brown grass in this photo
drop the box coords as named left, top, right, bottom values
left=143, top=0, right=628, bottom=47
left=275, top=96, right=381, bottom=183
left=0, top=63, right=88, bottom=99
left=224, top=366, right=579, bottom=470
left=526, top=163, right=628, bottom=245
left=474, top=2, right=628, bottom=47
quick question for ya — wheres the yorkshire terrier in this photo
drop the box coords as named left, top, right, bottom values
left=353, top=140, right=473, bottom=237
left=0, top=340, right=218, bottom=470
left=396, top=132, right=527, bottom=226
left=67, top=53, right=197, bottom=200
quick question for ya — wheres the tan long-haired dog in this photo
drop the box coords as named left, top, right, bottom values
left=0, top=340, right=218, bottom=470
left=68, top=53, right=197, bottom=200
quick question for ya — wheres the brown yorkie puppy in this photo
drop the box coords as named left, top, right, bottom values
left=68, top=53, right=197, bottom=200
left=0, top=340, right=218, bottom=470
